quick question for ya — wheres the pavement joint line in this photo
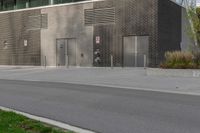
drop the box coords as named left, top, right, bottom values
left=0, top=70, right=53, bottom=77
left=0, top=68, right=48, bottom=72
left=0, top=106, right=96, bottom=133
left=1, top=78, right=200, bottom=96
left=2, top=68, right=43, bottom=72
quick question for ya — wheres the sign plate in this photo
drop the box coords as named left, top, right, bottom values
left=96, top=36, right=100, bottom=44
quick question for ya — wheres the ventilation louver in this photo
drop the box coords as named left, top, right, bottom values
left=85, top=8, right=115, bottom=26
left=27, top=14, right=48, bottom=30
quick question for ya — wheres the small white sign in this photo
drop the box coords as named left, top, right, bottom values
left=24, top=40, right=28, bottom=47
left=96, top=36, right=100, bottom=44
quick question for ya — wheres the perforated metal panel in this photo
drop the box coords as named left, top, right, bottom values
left=93, top=0, right=158, bottom=67
left=0, top=10, right=41, bottom=65
left=93, top=0, right=181, bottom=67
left=157, top=0, right=181, bottom=63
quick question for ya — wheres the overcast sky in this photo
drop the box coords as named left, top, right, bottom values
left=196, top=0, right=200, bottom=6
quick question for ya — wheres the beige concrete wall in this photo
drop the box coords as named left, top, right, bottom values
left=41, top=3, right=93, bottom=66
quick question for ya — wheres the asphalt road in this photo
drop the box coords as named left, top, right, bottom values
left=0, top=79, right=200, bottom=133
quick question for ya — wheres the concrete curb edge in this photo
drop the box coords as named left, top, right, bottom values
left=0, top=106, right=96, bottom=133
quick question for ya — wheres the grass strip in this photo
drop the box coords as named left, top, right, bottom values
left=0, top=109, right=74, bottom=133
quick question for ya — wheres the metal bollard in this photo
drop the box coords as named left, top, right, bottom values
left=111, top=55, right=113, bottom=69
left=44, top=56, right=47, bottom=68
left=66, top=55, right=69, bottom=68
left=144, top=54, right=147, bottom=68
left=11, top=55, right=14, bottom=65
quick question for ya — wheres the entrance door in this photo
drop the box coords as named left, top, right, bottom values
left=123, top=36, right=149, bottom=67
left=123, top=36, right=136, bottom=67
left=56, top=38, right=77, bottom=67
left=137, top=36, right=149, bottom=67
left=56, top=39, right=66, bottom=66
left=67, top=39, right=76, bottom=66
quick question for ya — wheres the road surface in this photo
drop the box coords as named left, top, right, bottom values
left=0, top=79, right=200, bottom=133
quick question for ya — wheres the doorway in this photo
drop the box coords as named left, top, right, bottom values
left=56, top=38, right=77, bottom=67
left=123, top=36, right=149, bottom=67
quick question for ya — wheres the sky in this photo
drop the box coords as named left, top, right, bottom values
left=197, top=0, right=200, bottom=5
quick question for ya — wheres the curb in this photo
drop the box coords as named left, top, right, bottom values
left=146, top=68, right=200, bottom=78
left=0, top=106, right=95, bottom=133
left=3, top=78, right=200, bottom=96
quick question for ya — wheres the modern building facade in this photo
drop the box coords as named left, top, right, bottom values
left=0, top=0, right=192, bottom=67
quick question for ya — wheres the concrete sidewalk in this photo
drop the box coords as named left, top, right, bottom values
left=0, top=67, right=199, bottom=95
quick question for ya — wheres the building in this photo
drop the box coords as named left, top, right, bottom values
left=0, top=0, right=192, bottom=67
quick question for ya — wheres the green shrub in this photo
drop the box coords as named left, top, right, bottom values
left=193, top=52, right=200, bottom=66
left=160, top=51, right=200, bottom=69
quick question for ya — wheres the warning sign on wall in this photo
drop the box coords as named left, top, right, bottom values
left=96, top=36, right=100, bottom=44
